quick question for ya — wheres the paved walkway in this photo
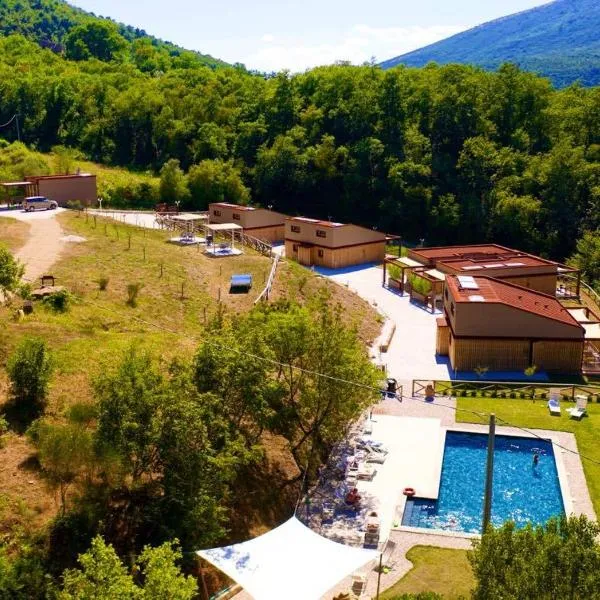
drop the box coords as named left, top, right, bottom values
left=316, top=264, right=452, bottom=387
left=0, top=208, right=67, bottom=282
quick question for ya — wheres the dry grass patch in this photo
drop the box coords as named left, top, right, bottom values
left=0, top=216, right=30, bottom=252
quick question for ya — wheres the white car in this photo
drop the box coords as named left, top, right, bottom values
left=23, top=196, right=58, bottom=211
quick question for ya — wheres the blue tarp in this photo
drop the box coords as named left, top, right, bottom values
left=230, top=274, right=252, bottom=288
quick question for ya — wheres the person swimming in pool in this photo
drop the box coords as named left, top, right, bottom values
left=533, top=453, right=539, bottom=466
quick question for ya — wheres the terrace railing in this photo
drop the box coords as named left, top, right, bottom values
left=242, top=233, right=273, bottom=257
left=412, top=379, right=600, bottom=402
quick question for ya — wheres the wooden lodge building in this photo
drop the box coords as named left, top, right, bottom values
left=437, top=275, right=586, bottom=374
left=284, top=217, right=387, bottom=268
left=2, top=173, right=97, bottom=206
left=208, top=202, right=287, bottom=243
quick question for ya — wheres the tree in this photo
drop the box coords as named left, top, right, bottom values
left=28, top=419, right=94, bottom=515
left=64, top=21, right=127, bottom=62
left=57, top=536, right=196, bottom=599
left=93, top=347, right=163, bottom=486
left=6, top=337, right=53, bottom=424
left=569, top=230, right=600, bottom=292
left=469, top=516, right=600, bottom=600
left=187, top=159, right=249, bottom=209
left=0, top=244, right=24, bottom=293
left=158, top=159, right=190, bottom=206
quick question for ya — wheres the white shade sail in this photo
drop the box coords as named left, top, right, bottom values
left=197, top=517, right=377, bottom=600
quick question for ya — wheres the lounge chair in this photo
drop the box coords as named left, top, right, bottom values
left=567, top=395, right=588, bottom=420
left=357, top=463, right=376, bottom=480
left=547, top=398, right=561, bottom=416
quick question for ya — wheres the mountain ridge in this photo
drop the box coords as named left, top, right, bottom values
left=0, top=0, right=230, bottom=69
left=380, top=0, right=600, bottom=87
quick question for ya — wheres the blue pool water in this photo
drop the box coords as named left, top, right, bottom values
left=402, top=431, right=564, bottom=533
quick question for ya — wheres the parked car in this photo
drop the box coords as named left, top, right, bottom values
left=22, top=196, right=58, bottom=211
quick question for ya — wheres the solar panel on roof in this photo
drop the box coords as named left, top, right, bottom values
left=457, top=275, right=479, bottom=290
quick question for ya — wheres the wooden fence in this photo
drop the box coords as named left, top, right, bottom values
left=412, top=379, right=600, bottom=402
left=255, top=254, right=280, bottom=304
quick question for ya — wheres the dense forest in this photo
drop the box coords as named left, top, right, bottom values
left=381, top=0, right=600, bottom=88
left=2, top=28, right=600, bottom=274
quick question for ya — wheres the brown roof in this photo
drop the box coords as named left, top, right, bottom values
left=26, top=173, right=95, bottom=181
left=411, top=244, right=557, bottom=269
left=446, top=275, right=583, bottom=329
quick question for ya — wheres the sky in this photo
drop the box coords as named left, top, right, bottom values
left=70, top=0, right=550, bottom=72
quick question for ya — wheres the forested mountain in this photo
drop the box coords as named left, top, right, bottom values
left=1, top=6, right=600, bottom=285
left=0, top=0, right=228, bottom=68
left=380, top=0, right=600, bottom=88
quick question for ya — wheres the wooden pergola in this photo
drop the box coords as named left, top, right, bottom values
left=1, top=181, right=36, bottom=205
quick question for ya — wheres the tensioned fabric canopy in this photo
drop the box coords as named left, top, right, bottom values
left=197, top=517, right=378, bottom=600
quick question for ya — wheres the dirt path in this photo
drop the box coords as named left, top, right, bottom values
left=14, top=214, right=64, bottom=283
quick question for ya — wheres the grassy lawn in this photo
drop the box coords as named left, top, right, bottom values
left=456, top=397, right=600, bottom=516
left=381, top=546, right=474, bottom=600
left=0, top=216, right=30, bottom=252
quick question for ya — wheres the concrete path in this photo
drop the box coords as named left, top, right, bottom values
left=316, top=264, right=452, bottom=387
left=0, top=208, right=67, bottom=283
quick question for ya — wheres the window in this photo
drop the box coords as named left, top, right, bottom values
left=213, top=210, right=221, bottom=217
left=316, top=229, right=327, bottom=238
left=292, top=244, right=299, bottom=252
left=291, top=225, right=301, bottom=233
left=232, top=213, right=241, bottom=220
left=318, top=249, right=324, bottom=258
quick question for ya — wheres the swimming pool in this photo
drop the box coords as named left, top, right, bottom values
left=402, top=431, right=565, bottom=534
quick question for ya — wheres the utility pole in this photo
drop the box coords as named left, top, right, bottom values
left=482, top=413, right=496, bottom=532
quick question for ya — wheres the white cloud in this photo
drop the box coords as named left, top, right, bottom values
left=261, top=34, right=275, bottom=43
left=242, top=23, right=466, bottom=72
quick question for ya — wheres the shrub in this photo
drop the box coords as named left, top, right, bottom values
left=6, top=338, right=53, bottom=425
left=0, top=244, right=24, bottom=293
left=126, top=283, right=142, bottom=307
left=0, top=415, right=8, bottom=448
left=510, top=392, right=516, bottom=399
left=97, top=276, right=109, bottom=291
left=43, top=289, right=71, bottom=312
left=65, top=199, right=83, bottom=211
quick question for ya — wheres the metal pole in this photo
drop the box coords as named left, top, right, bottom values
left=376, top=553, right=383, bottom=599
left=482, top=413, right=496, bottom=532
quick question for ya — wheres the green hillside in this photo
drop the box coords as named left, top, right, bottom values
left=380, top=0, right=600, bottom=88
left=0, top=0, right=229, bottom=69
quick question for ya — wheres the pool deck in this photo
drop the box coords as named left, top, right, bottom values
left=324, top=395, right=596, bottom=600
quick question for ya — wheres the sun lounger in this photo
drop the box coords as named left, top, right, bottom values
left=567, top=395, right=588, bottom=420
left=567, top=407, right=586, bottom=420
left=547, top=398, right=561, bottom=416
left=364, top=448, right=386, bottom=464
left=357, top=463, right=376, bottom=480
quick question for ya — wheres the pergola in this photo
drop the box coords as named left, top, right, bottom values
left=1, top=181, right=36, bottom=205
left=382, top=255, right=424, bottom=293
left=204, top=222, right=243, bottom=256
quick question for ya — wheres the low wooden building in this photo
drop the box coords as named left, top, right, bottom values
left=2, top=173, right=97, bottom=207
left=285, top=217, right=386, bottom=268
left=438, top=275, right=585, bottom=374
left=209, top=202, right=287, bottom=242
